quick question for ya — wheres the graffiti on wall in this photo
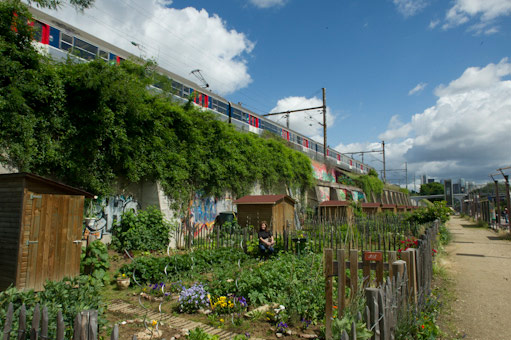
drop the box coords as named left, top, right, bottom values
left=86, top=195, right=140, bottom=238
left=311, top=161, right=336, bottom=183
left=184, top=192, right=233, bottom=237
left=316, top=186, right=330, bottom=203
left=188, top=193, right=218, bottom=236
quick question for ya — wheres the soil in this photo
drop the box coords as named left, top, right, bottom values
left=439, top=216, right=511, bottom=340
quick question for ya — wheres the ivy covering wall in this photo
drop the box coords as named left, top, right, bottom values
left=0, top=1, right=315, bottom=208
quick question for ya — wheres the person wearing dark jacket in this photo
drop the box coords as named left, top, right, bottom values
left=258, top=221, right=275, bottom=255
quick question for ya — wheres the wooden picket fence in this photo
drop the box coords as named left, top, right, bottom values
left=324, top=221, right=439, bottom=340
left=0, top=303, right=139, bottom=340
left=175, top=215, right=424, bottom=255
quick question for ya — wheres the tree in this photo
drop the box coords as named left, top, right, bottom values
left=0, top=0, right=314, bottom=210
left=26, top=0, right=95, bottom=10
left=419, top=182, right=444, bottom=195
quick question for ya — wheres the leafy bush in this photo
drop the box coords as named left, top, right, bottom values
left=208, top=252, right=325, bottom=322
left=0, top=276, right=103, bottom=339
left=354, top=173, right=384, bottom=202
left=80, top=240, right=110, bottom=285
left=120, top=248, right=251, bottom=284
left=406, top=201, right=451, bottom=224
left=111, top=206, right=173, bottom=251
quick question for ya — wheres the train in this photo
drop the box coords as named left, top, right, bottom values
left=27, top=7, right=373, bottom=175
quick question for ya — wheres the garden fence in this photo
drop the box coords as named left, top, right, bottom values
left=323, top=221, right=439, bottom=340
left=0, top=303, right=141, bottom=340
left=175, top=215, right=423, bottom=254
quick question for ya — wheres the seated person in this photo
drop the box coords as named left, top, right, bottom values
left=258, top=221, right=275, bottom=255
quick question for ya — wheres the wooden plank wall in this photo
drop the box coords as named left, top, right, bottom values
left=237, top=205, right=273, bottom=229
left=0, top=177, right=24, bottom=290
left=18, top=193, right=84, bottom=291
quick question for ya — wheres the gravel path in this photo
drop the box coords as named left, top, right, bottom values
left=442, top=216, right=511, bottom=340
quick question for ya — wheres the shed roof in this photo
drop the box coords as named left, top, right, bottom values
left=381, top=204, right=397, bottom=209
left=234, top=194, right=296, bottom=205
left=0, top=172, right=94, bottom=198
left=361, top=202, right=380, bottom=208
left=319, top=200, right=350, bottom=207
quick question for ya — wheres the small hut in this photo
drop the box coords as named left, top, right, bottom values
left=0, top=173, right=93, bottom=291
left=381, top=203, right=397, bottom=214
left=234, top=195, right=296, bottom=233
left=361, top=202, right=381, bottom=216
left=319, top=200, right=353, bottom=221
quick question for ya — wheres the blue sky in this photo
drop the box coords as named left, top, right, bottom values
left=36, top=0, right=511, bottom=187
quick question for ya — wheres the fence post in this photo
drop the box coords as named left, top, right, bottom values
left=324, top=248, right=333, bottom=340
left=56, top=311, right=65, bottom=340
left=349, top=249, right=358, bottom=298
left=18, top=304, right=27, bottom=340
left=337, top=249, right=346, bottom=312
left=377, top=290, right=387, bottom=340
left=2, top=302, right=13, bottom=340
left=30, top=303, right=40, bottom=340
left=365, top=288, right=380, bottom=340
left=73, top=313, right=81, bottom=340
left=110, top=324, right=119, bottom=340
left=41, top=307, right=48, bottom=340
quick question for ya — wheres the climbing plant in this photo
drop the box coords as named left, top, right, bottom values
left=0, top=1, right=315, bottom=209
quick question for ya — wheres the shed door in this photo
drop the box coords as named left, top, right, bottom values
left=22, top=192, right=84, bottom=291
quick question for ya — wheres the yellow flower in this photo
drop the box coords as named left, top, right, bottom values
left=151, top=320, right=157, bottom=326
left=228, top=303, right=234, bottom=308
left=122, top=273, right=126, bottom=278
left=220, top=319, right=224, bottom=323
left=221, top=303, right=227, bottom=308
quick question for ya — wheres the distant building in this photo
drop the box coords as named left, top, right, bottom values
left=428, top=179, right=435, bottom=183
left=422, top=175, right=427, bottom=185
left=453, top=183, right=461, bottom=194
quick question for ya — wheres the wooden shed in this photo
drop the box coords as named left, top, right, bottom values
left=234, top=195, right=296, bottom=233
left=381, top=203, right=397, bottom=214
left=361, top=202, right=381, bottom=216
left=0, top=173, right=93, bottom=291
left=319, top=200, right=353, bottom=221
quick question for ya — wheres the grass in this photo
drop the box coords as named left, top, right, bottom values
left=431, top=247, right=464, bottom=340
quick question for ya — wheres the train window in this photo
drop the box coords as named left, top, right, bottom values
left=74, top=37, right=98, bottom=55
left=99, top=50, right=108, bottom=60
left=232, top=108, right=242, bottom=120
left=217, top=101, right=227, bottom=115
left=60, top=32, right=72, bottom=51
left=61, top=33, right=72, bottom=44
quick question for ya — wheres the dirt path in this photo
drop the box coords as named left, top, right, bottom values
left=442, top=216, right=511, bottom=340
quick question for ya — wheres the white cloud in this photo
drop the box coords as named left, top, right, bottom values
left=408, top=82, right=428, bottom=95
left=442, top=0, right=511, bottom=34
left=370, top=58, right=511, bottom=183
left=33, top=0, right=254, bottom=95
left=379, top=115, right=412, bottom=140
left=249, top=0, right=287, bottom=9
left=428, top=19, right=440, bottom=29
left=393, top=0, right=428, bottom=17
left=268, top=96, right=334, bottom=143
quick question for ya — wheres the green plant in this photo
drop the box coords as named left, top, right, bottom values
left=331, top=281, right=372, bottom=340
left=186, top=327, right=219, bottom=340
left=395, top=296, right=441, bottom=339
left=0, top=276, right=103, bottom=339
left=178, top=283, right=210, bottom=313
left=406, top=201, right=451, bottom=224
left=111, top=206, right=173, bottom=251
left=80, top=240, right=110, bottom=285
